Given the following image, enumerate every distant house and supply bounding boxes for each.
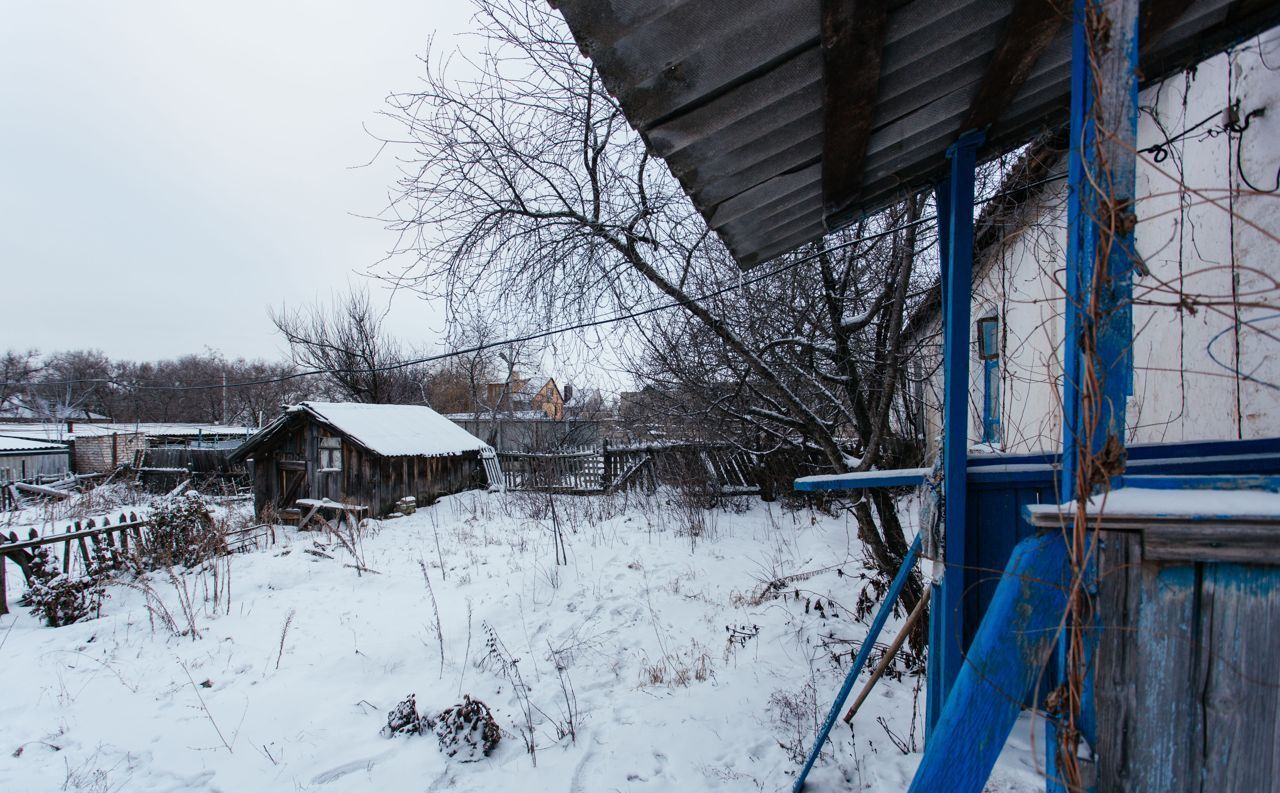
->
[0,395,109,423]
[231,402,497,519]
[485,373,566,420]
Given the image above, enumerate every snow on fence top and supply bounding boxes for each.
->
[296,402,492,458]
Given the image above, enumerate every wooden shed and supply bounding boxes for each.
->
[231,402,497,519]
[0,435,71,483]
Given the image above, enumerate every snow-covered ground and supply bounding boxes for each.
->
[1,489,1046,792]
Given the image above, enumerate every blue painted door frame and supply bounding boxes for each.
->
[927,128,984,736]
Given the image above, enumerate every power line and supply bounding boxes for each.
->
[6,172,1068,394]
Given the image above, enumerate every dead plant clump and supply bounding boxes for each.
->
[768,680,822,765]
[24,544,111,627]
[134,491,226,570]
[381,693,502,762]
[433,695,503,761]
[640,645,713,687]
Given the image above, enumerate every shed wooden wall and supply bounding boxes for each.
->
[0,450,71,482]
[249,417,485,518]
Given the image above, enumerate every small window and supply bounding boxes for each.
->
[977,316,1000,360]
[319,437,342,472]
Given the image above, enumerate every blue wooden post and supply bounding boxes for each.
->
[926,178,952,737]
[931,129,984,734]
[1053,0,1140,787]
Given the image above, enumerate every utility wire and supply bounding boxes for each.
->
[4,172,1069,394]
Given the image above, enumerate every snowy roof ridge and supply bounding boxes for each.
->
[295,401,491,458]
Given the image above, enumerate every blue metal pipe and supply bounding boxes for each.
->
[792,532,922,792]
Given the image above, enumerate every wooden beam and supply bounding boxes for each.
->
[820,0,890,220]
[963,0,1067,135]
[1138,0,1195,52]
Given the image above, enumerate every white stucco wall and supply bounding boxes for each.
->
[919,28,1280,455]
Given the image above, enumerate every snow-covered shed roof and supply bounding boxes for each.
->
[300,402,490,457]
[0,435,70,454]
[238,402,492,459]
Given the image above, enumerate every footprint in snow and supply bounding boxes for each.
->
[310,749,395,784]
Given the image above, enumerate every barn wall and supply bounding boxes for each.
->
[918,34,1280,456]
[345,445,484,517]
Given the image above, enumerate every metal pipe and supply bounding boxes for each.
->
[843,584,932,725]
[792,531,922,792]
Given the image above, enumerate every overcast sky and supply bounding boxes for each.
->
[1,1,476,363]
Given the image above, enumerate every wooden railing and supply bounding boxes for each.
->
[0,513,146,615]
[0,513,275,615]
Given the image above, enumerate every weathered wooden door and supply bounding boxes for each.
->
[277,461,306,507]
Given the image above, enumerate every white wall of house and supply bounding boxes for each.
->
[920,28,1280,455]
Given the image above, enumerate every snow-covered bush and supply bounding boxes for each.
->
[135,491,225,570]
[432,695,501,762]
[26,545,110,627]
[380,693,501,762]
[381,693,425,737]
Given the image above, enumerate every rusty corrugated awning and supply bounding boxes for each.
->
[550,0,1280,268]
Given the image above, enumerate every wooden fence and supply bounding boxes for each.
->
[136,446,247,491]
[0,512,274,615]
[496,442,813,496]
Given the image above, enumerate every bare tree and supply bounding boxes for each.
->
[270,287,425,404]
[378,0,928,613]
[33,349,114,419]
[0,349,42,409]
[381,0,849,467]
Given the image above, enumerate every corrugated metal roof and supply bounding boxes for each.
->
[552,0,1280,268]
[0,422,253,441]
[0,435,69,454]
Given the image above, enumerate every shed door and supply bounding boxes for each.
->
[277,461,306,507]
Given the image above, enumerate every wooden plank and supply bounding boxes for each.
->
[13,481,72,500]
[77,533,92,569]
[1143,521,1280,564]
[1198,563,1280,790]
[794,467,929,491]
[1131,563,1204,791]
[962,0,1066,134]
[1095,529,1142,790]
[820,0,890,218]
